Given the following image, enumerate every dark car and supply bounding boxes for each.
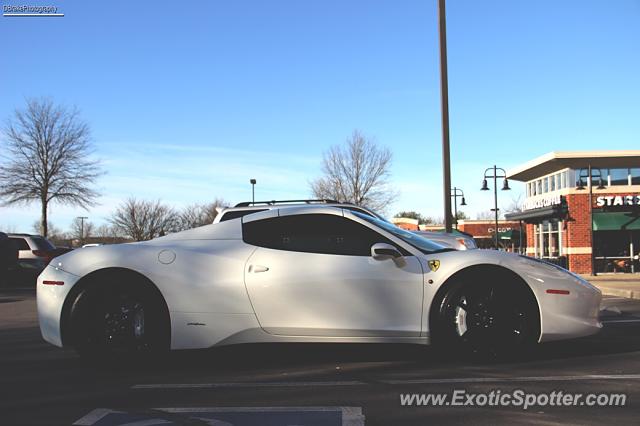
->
[7,234,61,285]
[0,232,19,286]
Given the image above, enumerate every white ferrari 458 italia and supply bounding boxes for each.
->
[37,206,602,359]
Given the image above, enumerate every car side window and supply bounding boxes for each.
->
[219,209,268,222]
[9,238,30,251]
[243,214,408,256]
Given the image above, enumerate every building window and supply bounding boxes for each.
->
[550,174,556,191]
[609,168,629,186]
[560,171,567,189]
[536,180,542,195]
[534,220,562,258]
[631,168,640,185]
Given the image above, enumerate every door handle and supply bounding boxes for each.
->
[249,264,269,273]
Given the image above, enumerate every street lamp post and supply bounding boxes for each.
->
[481,166,510,249]
[450,187,467,229]
[576,165,606,276]
[250,179,257,204]
[77,216,88,246]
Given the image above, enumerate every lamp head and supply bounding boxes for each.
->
[502,179,511,191]
[480,179,489,191]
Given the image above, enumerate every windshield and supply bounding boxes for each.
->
[351,211,454,254]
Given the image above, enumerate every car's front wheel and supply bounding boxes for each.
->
[70,278,169,360]
[432,273,539,358]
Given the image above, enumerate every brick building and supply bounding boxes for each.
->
[505,151,640,274]
[391,218,522,250]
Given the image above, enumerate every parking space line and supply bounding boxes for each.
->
[73,408,125,425]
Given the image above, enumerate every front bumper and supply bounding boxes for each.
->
[36,265,81,347]
[536,274,602,343]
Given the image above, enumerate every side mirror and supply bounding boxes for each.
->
[371,243,402,260]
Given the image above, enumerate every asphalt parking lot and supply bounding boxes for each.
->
[2,289,640,425]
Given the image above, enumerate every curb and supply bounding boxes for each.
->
[593,284,639,300]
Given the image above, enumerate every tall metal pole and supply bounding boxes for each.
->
[453,187,458,230]
[588,164,596,276]
[250,179,256,204]
[493,165,499,250]
[438,0,453,233]
[77,216,88,246]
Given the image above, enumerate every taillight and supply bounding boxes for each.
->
[32,250,54,264]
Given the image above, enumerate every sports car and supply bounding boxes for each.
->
[37,206,602,359]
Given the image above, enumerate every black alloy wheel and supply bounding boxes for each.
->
[72,281,168,360]
[434,279,539,358]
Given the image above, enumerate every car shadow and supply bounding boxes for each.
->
[84,321,640,375]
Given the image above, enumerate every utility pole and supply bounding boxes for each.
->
[77,216,88,246]
[438,0,453,233]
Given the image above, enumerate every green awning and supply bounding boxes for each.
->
[593,212,640,231]
[499,229,522,240]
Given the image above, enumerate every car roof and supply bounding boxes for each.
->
[215,200,385,223]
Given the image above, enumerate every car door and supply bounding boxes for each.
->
[243,209,424,337]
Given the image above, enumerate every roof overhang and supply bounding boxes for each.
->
[507,151,640,182]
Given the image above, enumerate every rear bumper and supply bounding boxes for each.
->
[36,266,81,347]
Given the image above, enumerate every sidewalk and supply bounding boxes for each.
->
[580,273,640,300]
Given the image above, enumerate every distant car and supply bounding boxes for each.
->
[8,234,59,272]
[38,205,601,361]
[0,232,19,286]
[413,230,477,251]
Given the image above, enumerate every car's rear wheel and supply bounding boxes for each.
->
[71,279,169,360]
[432,274,539,358]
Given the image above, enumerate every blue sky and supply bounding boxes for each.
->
[1,0,639,232]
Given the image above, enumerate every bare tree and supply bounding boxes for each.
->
[109,198,178,241]
[31,220,63,240]
[94,224,123,239]
[69,217,94,241]
[0,98,102,237]
[505,193,524,214]
[476,210,503,220]
[310,130,397,213]
[177,198,228,231]
[455,211,469,220]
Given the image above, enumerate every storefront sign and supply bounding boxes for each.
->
[488,227,513,233]
[596,195,640,207]
[522,194,562,211]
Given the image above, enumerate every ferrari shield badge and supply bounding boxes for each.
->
[428,259,440,272]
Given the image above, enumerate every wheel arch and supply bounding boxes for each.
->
[427,264,542,341]
[60,267,171,347]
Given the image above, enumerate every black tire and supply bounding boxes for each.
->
[431,273,539,359]
[70,277,169,361]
